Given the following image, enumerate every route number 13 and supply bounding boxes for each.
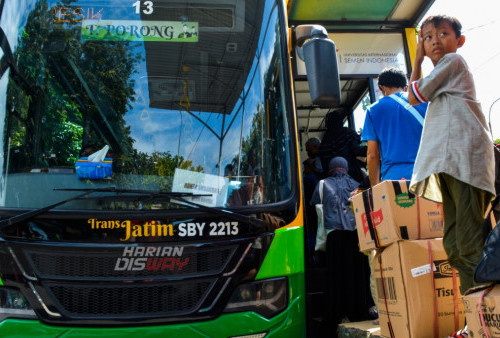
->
[133,1,154,15]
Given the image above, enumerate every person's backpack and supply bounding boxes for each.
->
[472,144,500,283]
[475,195,500,283]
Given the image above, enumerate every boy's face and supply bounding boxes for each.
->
[421,21,465,66]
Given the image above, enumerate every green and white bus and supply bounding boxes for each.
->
[0,0,432,336]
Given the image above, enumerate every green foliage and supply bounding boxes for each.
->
[5,0,207,184]
[52,121,83,164]
[114,150,203,191]
[236,105,264,174]
[7,0,139,169]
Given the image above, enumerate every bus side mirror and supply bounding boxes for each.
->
[295,25,341,107]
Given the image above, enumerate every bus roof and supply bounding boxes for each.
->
[288,0,435,30]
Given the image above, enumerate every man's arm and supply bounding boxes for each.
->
[367,140,381,187]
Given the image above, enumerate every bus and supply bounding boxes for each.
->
[0,0,432,336]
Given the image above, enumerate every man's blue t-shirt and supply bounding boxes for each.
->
[361,92,428,181]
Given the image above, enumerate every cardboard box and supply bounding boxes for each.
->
[374,239,465,338]
[352,180,444,252]
[464,284,500,337]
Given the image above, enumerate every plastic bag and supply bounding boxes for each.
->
[315,203,327,251]
[315,180,329,252]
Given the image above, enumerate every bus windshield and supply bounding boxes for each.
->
[0,0,293,211]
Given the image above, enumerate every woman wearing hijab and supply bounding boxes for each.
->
[310,157,374,335]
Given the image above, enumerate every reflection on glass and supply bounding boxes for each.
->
[0,0,292,210]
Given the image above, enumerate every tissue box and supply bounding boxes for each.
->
[75,157,113,179]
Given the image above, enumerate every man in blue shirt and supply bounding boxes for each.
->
[362,67,428,186]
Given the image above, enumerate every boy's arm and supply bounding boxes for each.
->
[408,31,425,106]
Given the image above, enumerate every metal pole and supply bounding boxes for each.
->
[489,97,500,140]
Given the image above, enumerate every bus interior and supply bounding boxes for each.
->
[289,0,435,160]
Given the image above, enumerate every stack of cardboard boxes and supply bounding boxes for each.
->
[351,180,465,337]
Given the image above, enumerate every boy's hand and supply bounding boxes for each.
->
[408,28,425,105]
[414,29,425,65]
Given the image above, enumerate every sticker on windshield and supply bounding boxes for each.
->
[81,20,198,42]
[172,168,228,207]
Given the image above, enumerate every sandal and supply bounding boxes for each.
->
[368,305,378,319]
[448,325,468,338]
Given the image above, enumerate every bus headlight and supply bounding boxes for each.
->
[0,288,36,321]
[224,277,288,318]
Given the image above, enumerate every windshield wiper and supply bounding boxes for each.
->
[0,187,115,231]
[0,187,207,231]
[57,187,266,229]
[0,188,266,232]
[54,187,206,198]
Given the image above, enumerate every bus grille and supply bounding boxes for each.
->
[26,245,235,280]
[3,235,271,324]
[44,279,215,317]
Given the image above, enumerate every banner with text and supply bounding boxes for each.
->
[296,32,407,76]
[81,20,199,42]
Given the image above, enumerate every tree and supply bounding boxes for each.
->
[114,150,203,191]
[6,0,139,169]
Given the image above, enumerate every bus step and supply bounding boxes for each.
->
[337,320,381,338]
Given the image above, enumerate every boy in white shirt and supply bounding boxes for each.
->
[408,15,495,337]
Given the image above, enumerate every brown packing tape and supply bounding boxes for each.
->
[452,269,459,331]
[427,240,439,338]
[417,196,421,239]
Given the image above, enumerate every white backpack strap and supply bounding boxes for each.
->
[388,94,424,126]
[319,180,324,203]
